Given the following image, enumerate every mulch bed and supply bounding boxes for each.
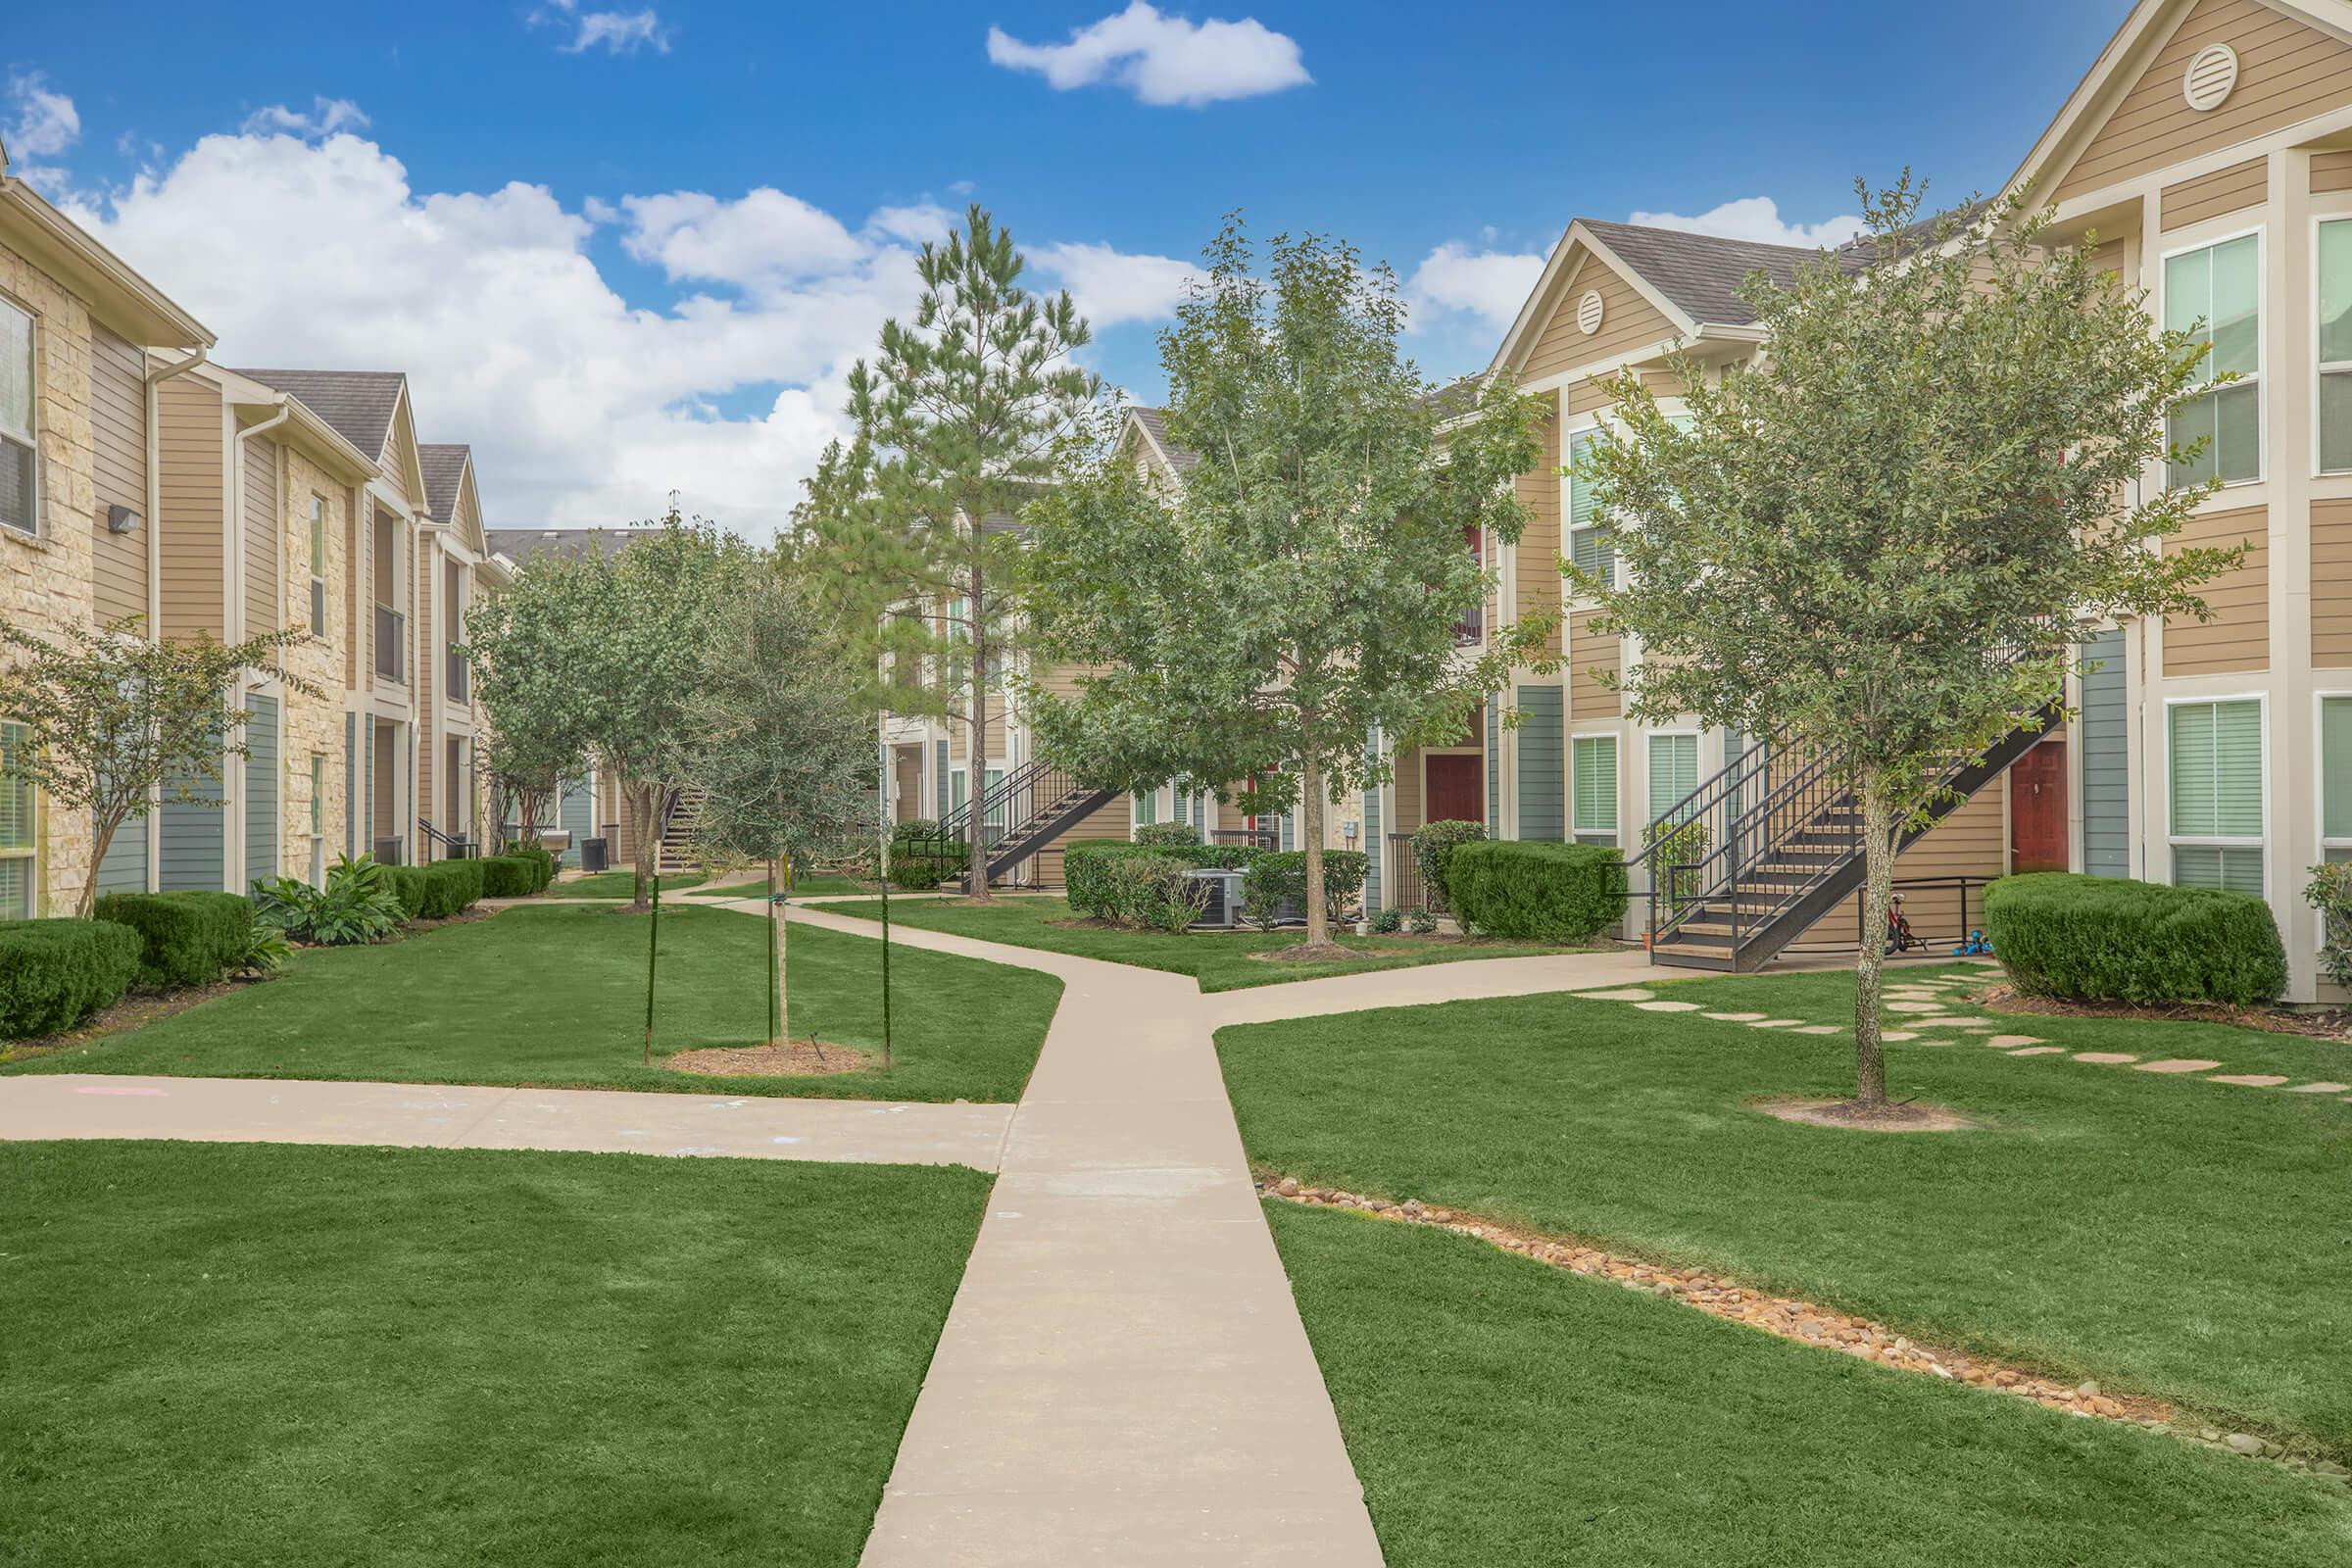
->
[661,1040,875,1077]
[1976,984,2352,1044]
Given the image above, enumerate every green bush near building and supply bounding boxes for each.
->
[90,890,256,992]
[0,919,144,1038]
[1446,840,1627,943]
[1985,871,2287,1006]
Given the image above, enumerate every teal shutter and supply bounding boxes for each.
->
[2079,634,2130,876]
[244,694,280,889]
[1514,686,1564,841]
[1362,733,1383,909]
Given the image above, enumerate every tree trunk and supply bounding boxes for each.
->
[1301,751,1329,948]
[76,809,124,919]
[964,599,992,906]
[765,856,780,1047]
[625,781,660,912]
[774,855,793,1046]
[1851,777,1895,1108]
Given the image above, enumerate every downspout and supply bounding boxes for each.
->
[140,349,209,888]
[224,395,292,888]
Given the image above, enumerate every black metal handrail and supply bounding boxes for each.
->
[416,816,476,859]
[899,756,1091,888]
[1386,833,1431,912]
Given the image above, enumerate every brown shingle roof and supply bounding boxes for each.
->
[417,443,470,523]
[1578,221,1820,328]
[1130,406,1200,473]
[232,368,406,458]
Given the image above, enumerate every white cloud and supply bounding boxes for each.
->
[240,97,370,139]
[6,71,80,159]
[1030,241,1201,329]
[986,2,1309,107]
[1405,242,1544,333]
[865,202,956,248]
[531,0,668,55]
[1625,196,1864,250]
[618,187,870,287]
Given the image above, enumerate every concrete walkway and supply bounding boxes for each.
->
[0,1073,1014,1169]
[1202,945,1660,1027]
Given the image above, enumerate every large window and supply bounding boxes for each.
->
[0,299,36,537]
[2325,695,2352,866]
[1565,428,1611,588]
[1571,733,1618,847]
[2169,698,2265,895]
[0,720,34,916]
[2320,222,2352,472]
[2164,233,2261,488]
[1647,732,1699,824]
[309,494,328,634]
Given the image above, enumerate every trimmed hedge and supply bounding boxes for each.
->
[1446,841,1627,943]
[478,855,538,899]
[384,860,487,922]
[1065,840,1266,918]
[1984,872,2286,1006]
[1410,819,1487,911]
[1132,821,1202,848]
[91,890,255,991]
[0,919,143,1038]
[386,867,431,921]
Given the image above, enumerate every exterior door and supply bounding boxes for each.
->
[2010,739,2069,873]
[1425,753,1483,827]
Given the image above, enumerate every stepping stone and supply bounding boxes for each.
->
[1702,1011,1768,1022]
[2008,1046,2068,1056]
[1927,1017,1994,1028]
[1578,989,1656,1002]
[1635,1001,1703,1012]
[2283,1082,2352,1094]
[2135,1058,2222,1074]
[2209,1074,2288,1088]
[1881,1031,1921,1042]
[1885,1002,1948,1014]
[1985,1035,2043,1049]
[1747,1018,1807,1029]
[2073,1052,2138,1065]
[1792,1025,1842,1036]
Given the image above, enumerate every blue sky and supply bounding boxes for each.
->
[8,1,2130,535]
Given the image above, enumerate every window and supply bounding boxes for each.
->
[2164,233,2260,488]
[2325,696,2352,866]
[311,754,326,836]
[0,720,34,916]
[2319,222,2352,472]
[1565,428,1611,588]
[950,767,967,816]
[309,495,328,634]
[2169,699,2264,894]
[0,299,36,537]
[1572,734,1618,847]
[1647,732,1699,824]
[983,765,1007,837]
[1135,788,1157,828]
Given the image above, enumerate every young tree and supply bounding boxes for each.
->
[0,617,317,917]
[798,203,1099,904]
[1024,220,1550,952]
[686,572,876,1049]
[1579,179,2241,1109]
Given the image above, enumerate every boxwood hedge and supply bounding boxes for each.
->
[90,890,255,991]
[1446,841,1627,943]
[0,919,144,1038]
[1984,871,2286,1006]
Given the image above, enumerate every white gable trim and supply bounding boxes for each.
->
[1487,220,1703,379]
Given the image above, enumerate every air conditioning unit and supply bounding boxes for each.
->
[1185,867,1305,929]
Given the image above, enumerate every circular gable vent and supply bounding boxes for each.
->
[1576,289,1605,335]
[2183,44,2238,113]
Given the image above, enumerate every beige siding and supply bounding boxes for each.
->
[2160,155,2268,228]
[2315,497,2352,666]
[2314,148,2352,193]
[1388,745,1425,840]
[2089,235,2129,276]
[2164,503,2269,675]
[1569,611,1620,719]
[1513,395,1563,656]
[2056,0,2352,203]
[87,325,148,626]
[157,376,223,642]
[1525,248,1680,383]
[1027,792,1131,888]
[241,435,279,640]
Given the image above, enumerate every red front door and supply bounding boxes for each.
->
[2009,739,2069,873]
[1425,754,1484,826]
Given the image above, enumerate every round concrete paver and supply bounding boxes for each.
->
[1702,1011,1769,1022]
[1925,1016,1993,1028]
[1984,1034,2043,1048]
[1747,1018,1807,1028]
[2135,1058,2222,1074]
[1578,989,1656,1003]
[1636,1000,1703,1012]
[2073,1052,2137,1064]
[2007,1046,2068,1056]
[2209,1073,2288,1087]
[1885,1002,1948,1014]
[1792,1024,1842,1035]
[2283,1082,2352,1094]
[1881,1031,1922,1042]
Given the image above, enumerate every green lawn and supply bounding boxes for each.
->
[7,903,1060,1102]
[822,896,1583,991]
[1,1140,986,1566]
[1222,967,2352,1450]
[1271,1201,2352,1567]
[538,868,709,899]
[700,874,884,899]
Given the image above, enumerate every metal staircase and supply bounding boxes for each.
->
[657,786,706,876]
[1629,704,2060,973]
[914,757,1116,887]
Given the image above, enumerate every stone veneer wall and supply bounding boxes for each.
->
[276,444,349,879]
[0,234,101,916]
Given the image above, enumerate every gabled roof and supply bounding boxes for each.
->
[0,169,212,350]
[1127,406,1200,474]
[232,369,406,461]
[1577,221,1818,329]
[418,443,471,525]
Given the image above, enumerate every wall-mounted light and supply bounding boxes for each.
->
[107,505,142,535]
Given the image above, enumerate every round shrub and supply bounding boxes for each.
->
[1369,906,1403,935]
[415,859,487,920]
[1984,872,2286,1006]
[0,919,143,1038]
[1239,850,1369,931]
[1133,821,1201,848]
[479,855,539,899]
[386,867,430,921]
[1410,819,1487,911]
[1446,841,1627,943]
[91,890,255,991]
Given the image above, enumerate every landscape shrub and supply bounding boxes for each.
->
[2307,861,2352,992]
[1060,843,1214,930]
[0,919,143,1038]
[1446,841,1627,943]
[1406,906,1439,936]
[1985,872,2286,1006]
[1240,850,1369,932]
[1368,906,1403,935]
[1133,821,1201,848]
[888,840,970,891]
[414,858,486,920]
[91,890,255,991]
[1410,819,1486,911]
[252,855,405,946]
[478,855,540,899]
[386,867,430,921]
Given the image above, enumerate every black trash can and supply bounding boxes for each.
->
[581,836,611,873]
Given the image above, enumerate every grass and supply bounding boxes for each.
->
[1270,1200,2352,1567]
[538,868,709,899]
[6,903,1060,1103]
[1221,966,2352,1449]
[0,1140,986,1566]
[700,874,883,899]
[821,895,1584,991]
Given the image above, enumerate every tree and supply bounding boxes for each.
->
[466,514,758,911]
[1024,220,1550,952]
[0,616,317,917]
[798,203,1099,904]
[686,572,876,1050]
[1577,179,2241,1109]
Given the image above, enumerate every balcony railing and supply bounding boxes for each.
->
[374,604,405,683]
[1452,603,1484,646]
[446,646,469,705]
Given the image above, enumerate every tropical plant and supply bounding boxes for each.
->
[252,854,405,947]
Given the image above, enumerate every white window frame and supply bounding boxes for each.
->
[1562,420,1610,599]
[2164,692,2268,897]
[309,493,330,636]
[2317,689,2352,950]
[2158,225,2265,492]
[1644,727,1702,828]
[0,717,36,916]
[2312,214,2352,475]
[1132,785,1161,831]
[0,293,42,541]
[1570,729,1620,847]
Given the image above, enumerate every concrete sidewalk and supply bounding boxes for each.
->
[1201,945,1664,1027]
[0,1074,1014,1169]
